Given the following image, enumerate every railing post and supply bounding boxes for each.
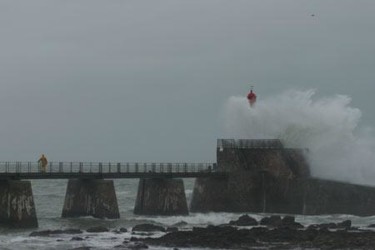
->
[28,162,31,173]
[109,162,111,173]
[135,163,139,173]
[126,163,129,173]
[99,163,103,173]
[49,162,53,173]
[143,163,147,173]
[151,163,156,172]
[59,162,63,172]
[79,162,83,173]
[167,163,172,173]
[5,162,9,173]
[117,163,121,173]
[70,162,73,173]
[160,163,164,173]
[184,163,188,173]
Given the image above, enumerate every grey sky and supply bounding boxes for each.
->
[0,0,374,162]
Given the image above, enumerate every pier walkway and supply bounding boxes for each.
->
[0,161,224,179]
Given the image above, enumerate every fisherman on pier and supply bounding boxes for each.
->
[38,154,48,172]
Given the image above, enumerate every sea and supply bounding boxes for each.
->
[1,178,375,250]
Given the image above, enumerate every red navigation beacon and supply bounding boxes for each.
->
[247,86,257,107]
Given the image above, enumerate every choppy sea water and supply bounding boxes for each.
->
[1,179,375,250]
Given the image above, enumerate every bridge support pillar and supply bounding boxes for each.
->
[0,180,38,228]
[134,178,188,215]
[62,179,120,219]
[190,176,231,212]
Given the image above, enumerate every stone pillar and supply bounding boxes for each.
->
[62,179,119,219]
[0,180,38,228]
[134,178,188,215]
[190,176,230,212]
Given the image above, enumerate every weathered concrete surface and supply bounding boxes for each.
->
[134,178,188,215]
[193,139,375,216]
[303,178,375,216]
[62,179,119,219]
[190,176,231,212]
[0,180,38,228]
[192,140,310,213]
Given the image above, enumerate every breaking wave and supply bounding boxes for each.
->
[222,89,375,186]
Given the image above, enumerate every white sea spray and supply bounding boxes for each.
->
[222,89,375,186]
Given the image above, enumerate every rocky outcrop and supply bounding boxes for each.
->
[134,178,188,215]
[139,220,375,249]
[0,180,38,228]
[132,224,165,232]
[30,229,83,236]
[62,179,120,219]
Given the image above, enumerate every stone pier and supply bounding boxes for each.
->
[0,180,38,228]
[62,179,119,219]
[134,178,188,215]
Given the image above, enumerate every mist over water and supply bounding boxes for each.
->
[223,89,375,186]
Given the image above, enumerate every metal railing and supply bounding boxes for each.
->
[217,139,284,149]
[0,162,219,175]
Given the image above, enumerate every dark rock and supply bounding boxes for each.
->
[279,216,304,229]
[337,220,352,229]
[229,214,258,226]
[132,224,165,232]
[86,226,109,233]
[113,227,128,234]
[119,227,128,233]
[166,227,178,232]
[368,224,375,228]
[30,229,83,237]
[127,242,149,249]
[282,215,295,224]
[70,236,84,241]
[260,215,282,227]
[138,223,375,249]
[70,247,91,250]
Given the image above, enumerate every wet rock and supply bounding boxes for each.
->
[113,227,128,234]
[137,223,375,249]
[368,224,375,228]
[337,220,352,229]
[127,242,149,249]
[279,216,304,229]
[132,224,165,232]
[70,236,84,241]
[260,215,282,227]
[30,229,83,237]
[166,227,178,232]
[229,214,258,226]
[142,225,255,248]
[86,226,109,233]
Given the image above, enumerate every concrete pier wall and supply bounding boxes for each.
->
[62,179,119,219]
[192,139,375,216]
[303,179,375,216]
[190,176,230,212]
[134,178,188,215]
[0,180,38,228]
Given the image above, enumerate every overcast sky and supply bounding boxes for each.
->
[0,0,374,162]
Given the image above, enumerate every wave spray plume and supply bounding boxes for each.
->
[222,89,375,186]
